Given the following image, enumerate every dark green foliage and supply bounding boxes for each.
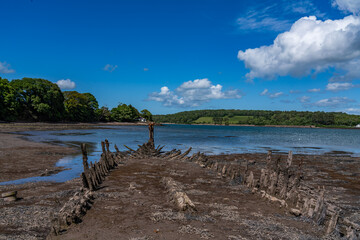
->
[0,77,18,121]
[63,91,99,122]
[129,104,140,120]
[223,117,230,126]
[153,109,360,127]
[0,76,148,123]
[111,103,140,122]
[213,117,223,125]
[96,106,112,122]
[83,93,99,112]
[140,109,153,121]
[10,78,65,121]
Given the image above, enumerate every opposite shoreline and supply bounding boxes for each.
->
[162,122,360,130]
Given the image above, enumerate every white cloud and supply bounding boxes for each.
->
[148,78,242,107]
[143,68,149,71]
[313,97,355,108]
[237,13,291,32]
[326,82,358,91]
[269,92,284,98]
[345,108,360,114]
[103,64,118,72]
[238,15,360,81]
[332,0,360,15]
[260,89,268,96]
[56,79,76,90]
[260,89,283,98]
[308,88,321,93]
[236,1,324,32]
[0,61,15,74]
[299,96,311,103]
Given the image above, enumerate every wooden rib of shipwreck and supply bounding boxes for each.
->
[161,177,197,212]
[185,149,359,239]
[49,139,124,237]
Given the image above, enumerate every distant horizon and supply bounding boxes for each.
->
[1,0,360,115]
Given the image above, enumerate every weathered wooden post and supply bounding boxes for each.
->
[105,139,110,152]
[105,139,115,167]
[148,122,155,148]
[81,143,95,191]
[101,141,110,170]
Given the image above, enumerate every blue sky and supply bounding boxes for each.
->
[1,0,360,114]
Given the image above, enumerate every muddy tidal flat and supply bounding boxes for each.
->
[0,123,359,239]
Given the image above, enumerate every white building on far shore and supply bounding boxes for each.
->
[356,124,360,128]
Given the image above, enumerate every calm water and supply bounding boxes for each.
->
[1,124,359,185]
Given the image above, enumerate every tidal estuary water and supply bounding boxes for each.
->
[2,124,359,185]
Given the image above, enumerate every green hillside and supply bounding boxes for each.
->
[153,109,360,127]
[194,116,251,124]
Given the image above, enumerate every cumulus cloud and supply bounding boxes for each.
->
[312,97,355,108]
[326,82,358,91]
[236,1,324,32]
[332,0,360,15]
[103,64,118,72]
[56,79,76,90]
[148,78,242,107]
[238,15,360,81]
[0,61,15,74]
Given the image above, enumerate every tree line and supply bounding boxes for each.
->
[0,77,152,122]
[153,109,360,127]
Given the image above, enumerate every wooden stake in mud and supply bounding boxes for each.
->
[148,122,155,147]
[81,143,95,191]
[105,139,110,152]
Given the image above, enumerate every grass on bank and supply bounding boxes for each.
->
[194,116,251,124]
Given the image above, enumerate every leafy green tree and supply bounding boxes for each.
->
[0,78,18,121]
[223,117,230,126]
[140,109,153,121]
[129,104,140,119]
[63,91,99,122]
[111,103,140,122]
[213,117,223,125]
[96,106,112,122]
[83,93,99,112]
[10,78,65,121]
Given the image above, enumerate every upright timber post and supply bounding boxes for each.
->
[81,143,95,191]
[148,122,155,149]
